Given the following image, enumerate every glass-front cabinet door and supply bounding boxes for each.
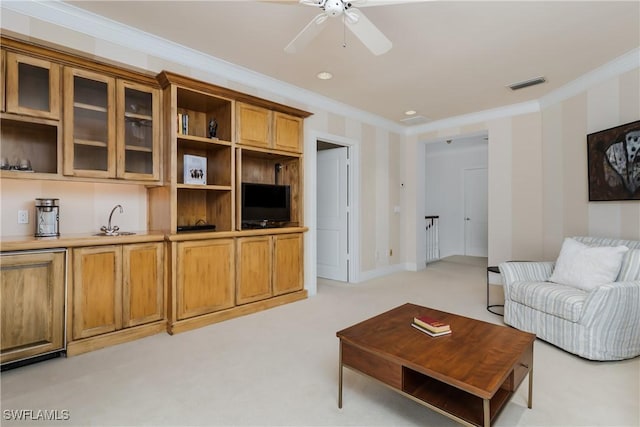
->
[116,80,160,181]
[63,67,116,178]
[5,52,61,120]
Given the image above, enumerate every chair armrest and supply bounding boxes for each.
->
[581,281,640,327]
[499,261,555,285]
[499,261,555,301]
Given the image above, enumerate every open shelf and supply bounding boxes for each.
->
[177,143,232,187]
[177,188,232,232]
[237,148,302,228]
[0,114,60,174]
[402,368,513,427]
[176,87,232,141]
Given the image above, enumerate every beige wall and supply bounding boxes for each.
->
[0,11,405,285]
[411,67,639,267]
[1,6,638,284]
[541,67,640,258]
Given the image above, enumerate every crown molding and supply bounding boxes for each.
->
[406,101,541,136]
[538,47,640,109]
[1,0,405,134]
[2,1,638,138]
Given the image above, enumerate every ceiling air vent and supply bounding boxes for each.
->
[400,115,430,125]
[508,76,546,91]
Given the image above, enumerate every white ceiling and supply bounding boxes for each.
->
[64,0,639,126]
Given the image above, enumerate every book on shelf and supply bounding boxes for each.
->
[177,113,189,135]
[411,322,452,337]
[413,315,450,333]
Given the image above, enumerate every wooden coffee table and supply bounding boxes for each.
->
[336,303,535,427]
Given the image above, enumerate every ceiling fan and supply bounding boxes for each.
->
[284,0,424,56]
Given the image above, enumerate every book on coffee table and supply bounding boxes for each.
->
[413,315,451,333]
[411,322,452,337]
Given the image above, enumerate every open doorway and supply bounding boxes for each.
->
[315,135,360,283]
[317,141,349,282]
[424,132,488,258]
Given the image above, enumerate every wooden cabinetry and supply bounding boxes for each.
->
[236,233,304,304]
[273,111,303,153]
[69,242,164,355]
[273,233,304,296]
[236,236,272,304]
[63,68,160,180]
[117,80,161,180]
[237,148,302,229]
[72,245,121,339]
[1,49,62,177]
[174,239,235,320]
[0,250,66,365]
[5,52,61,119]
[152,73,234,233]
[236,102,302,153]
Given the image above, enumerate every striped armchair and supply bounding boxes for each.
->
[500,237,640,361]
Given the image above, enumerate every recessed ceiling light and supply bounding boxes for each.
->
[317,71,333,80]
[404,110,417,116]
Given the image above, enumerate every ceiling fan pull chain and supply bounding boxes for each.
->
[343,16,347,48]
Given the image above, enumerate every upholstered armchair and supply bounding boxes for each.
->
[500,236,640,361]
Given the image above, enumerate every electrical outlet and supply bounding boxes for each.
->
[18,210,29,224]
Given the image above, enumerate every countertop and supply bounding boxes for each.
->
[0,231,166,252]
[1,227,309,251]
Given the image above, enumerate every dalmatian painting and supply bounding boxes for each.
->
[588,120,640,201]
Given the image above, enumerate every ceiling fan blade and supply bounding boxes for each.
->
[344,9,392,55]
[284,13,328,54]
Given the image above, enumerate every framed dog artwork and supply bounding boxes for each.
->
[587,120,640,201]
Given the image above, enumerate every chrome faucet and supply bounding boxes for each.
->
[101,204,123,235]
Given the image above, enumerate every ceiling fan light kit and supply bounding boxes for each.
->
[285,0,424,56]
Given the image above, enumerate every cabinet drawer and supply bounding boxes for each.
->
[341,341,402,389]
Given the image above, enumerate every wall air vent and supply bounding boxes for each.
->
[508,76,546,91]
[400,115,430,125]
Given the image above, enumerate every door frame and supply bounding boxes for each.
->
[307,131,360,289]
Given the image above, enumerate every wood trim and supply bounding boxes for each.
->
[1,35,159,87]
[5,52,61,120]
[158,71,311,118]
[66,320,166,357]
[168,289,307,335]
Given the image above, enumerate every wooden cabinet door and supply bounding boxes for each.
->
[236,102,271,149]
[116,80,161,181]
[5,52,61,120]
[273,112,302,153]
[63,67,116,178]
[1,50,6,113]
[236,236,272,305]
[72,246,122,339]
[273,233,303,296]
[176,239,234,320]
[1,251,65,364]
[122,242,164,327]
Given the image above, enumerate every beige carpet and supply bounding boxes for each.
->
[1,256,638,426]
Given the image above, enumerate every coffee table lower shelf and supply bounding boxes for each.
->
[338,342,532,427]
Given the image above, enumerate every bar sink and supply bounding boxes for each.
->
[93,231,136,236]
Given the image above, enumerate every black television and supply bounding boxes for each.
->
[241,182,291,226]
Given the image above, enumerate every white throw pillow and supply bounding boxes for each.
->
[549,237,629,291]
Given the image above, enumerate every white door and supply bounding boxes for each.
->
[464,168,488,257]
[317,147,348,281]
